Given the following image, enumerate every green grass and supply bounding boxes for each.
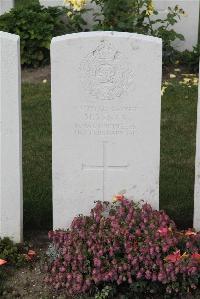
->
[22,83,52,230]
[22,79,198,231]
[160,80,198,229]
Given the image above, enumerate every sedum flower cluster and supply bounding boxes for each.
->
[46,198,200,297]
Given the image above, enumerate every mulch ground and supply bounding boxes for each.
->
[22,65,51,84]
[2,232,69,299]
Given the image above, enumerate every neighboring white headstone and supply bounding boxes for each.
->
[152,0,199,51]
[0,0,14,15]
[39,0,66,7]
[0,32,22,243]
[194,62,200,231]
[39,0,100,29]
[51,32,162,230]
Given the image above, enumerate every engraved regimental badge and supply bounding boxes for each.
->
[80,40,134,100]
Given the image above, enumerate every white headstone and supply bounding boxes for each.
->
[0,0,14,15]
[0,32,22,243]
[39,0,100,29]
[194,62,200,231]
[39,0,66,7]
[152,0,199,51]
[51,32,162,230]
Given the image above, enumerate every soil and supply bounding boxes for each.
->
[3,264,51,299]
[22,66,51,84]
[3,232,69,299]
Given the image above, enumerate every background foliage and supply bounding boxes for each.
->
[0,0,198,69]
[0,3,86,67]
[91,0,186,65]
[179,44,200,73]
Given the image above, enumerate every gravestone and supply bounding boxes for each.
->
[51,32,162,229]
[194,62,200,231]
[39,0,65,7]
[39,0,100,30]
[0,32,22,242]
[0,0,14,15]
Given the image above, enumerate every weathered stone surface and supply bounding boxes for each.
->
[0,32,22,242]
[51,32,162,229]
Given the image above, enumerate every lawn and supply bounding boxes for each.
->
[22,76,198,232]
[160,79,198,229]
[22,83,52,230]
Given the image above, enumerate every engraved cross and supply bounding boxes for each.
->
[82,141,129,200]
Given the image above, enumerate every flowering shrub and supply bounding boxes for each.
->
[64,0,86,11]
[0,3,86,67]
[179,43,200,73]
[92,0,185,66]
[46,197,200,297]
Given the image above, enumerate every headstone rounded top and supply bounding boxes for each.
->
[0,31,19,41]
[51,31,162,45]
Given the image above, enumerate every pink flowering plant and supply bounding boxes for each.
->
[45,196,200,297]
